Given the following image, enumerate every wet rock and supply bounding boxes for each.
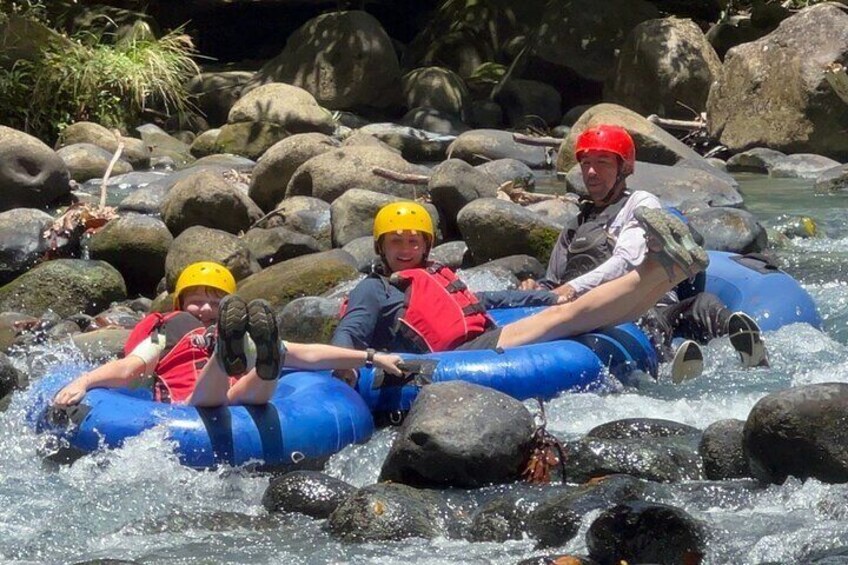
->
[564,436,704,483]
[400,107,469,136]
[262,470,355,518]
[459,264,519,292]
[0,208,53,285]
[814,163,848,193]
[186,71,253,128]
[192,154,255,170]
[699,419,751,480]
[0,351,23,403]
[726,148,787,174]
[557,103,704,173]
[286,146,430,203]
[330,189,440,248]
[0,126,71,212]
[517,556,599,565]
[58,123,149,169]
[686,207,768,253]
[744,383,848,484]
[88,215,173,297]
[402,66,470,119]
[135,127,193,169]
[587,418,701,440]
[164,225,260,291]
[237,250,359,310]
[468,485,566,543]
[72,328,132,362]
[0,259,126,318]
[160,169,263,236]
[770,153,842,180]
[457,198,562,264]
[278,296,342,344]
[587,502,705,564]
[429,159,498,237]
[494,79,562,129]
[356,123,453,163]
[475,159,535,190]
[327,482,445,542]
[250,11,401,111]
[707,4,848,159]
[605,16,721,120]
[448,129,553,169]
[214,121,289,161]
[380,381,534,488]
[47,320,81,341]
[0,312,37,353]
[249,134,339,212]
[341,236,378,273]
[429,241,467,269]
[528,475,659,549]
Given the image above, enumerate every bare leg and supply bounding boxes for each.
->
[185,353,233,407]
[497,257,687,348]
[227,369,277,404]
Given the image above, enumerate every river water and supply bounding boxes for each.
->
[2,176,848,564]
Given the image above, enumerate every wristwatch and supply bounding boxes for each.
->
[364,348,376,368]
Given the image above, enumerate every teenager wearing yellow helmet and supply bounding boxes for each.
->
[331,201,714,387]
[55,261,405,408]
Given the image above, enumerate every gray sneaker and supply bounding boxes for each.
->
[634,207,709,280]
[670,339,704,383]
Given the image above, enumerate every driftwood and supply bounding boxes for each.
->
[646,114,705,132]
[496,180,560,205]
[371,166,430,185]
[512,132,563,147]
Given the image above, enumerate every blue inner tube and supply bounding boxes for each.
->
[26,365,374,470]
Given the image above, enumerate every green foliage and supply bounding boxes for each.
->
[0,12,199,143]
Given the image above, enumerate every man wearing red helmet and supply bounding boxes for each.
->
[521,124,768,381]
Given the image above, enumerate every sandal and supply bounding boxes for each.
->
[634,207,709,281]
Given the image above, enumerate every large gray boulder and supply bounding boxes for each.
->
[0,259,126,318]
[278,296,341,344]
[286,146,430,203]
[186,71,254,128]
[354,123,454,163]
[707,3,848,159]
[448,129,553,169]
[557,103,705,173]
[457,199,565,264]
[380,381,534,488]
[428,159,498,237]
[249,11,401,111]
[160,169,263,236]
[564,436,704,483]
[57,122,150,169]
[686,207,767,253]
[330,189,438,248]
[605,17,721,119]
[0,208,53,285]
[228,82,336,135]
[0,126,71,212]
[242,226,326,267]
[87,215,173,297]
[402,67,470,118]
[56,143,133,183]
[249,133,339,212]
[255,196,332,248]
[744,383,848,484]
[494,79,562,129]
[699,418,751,480]
[164,226,260,291]
[214,121,289,161]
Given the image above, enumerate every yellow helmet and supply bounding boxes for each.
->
[173,261,236,308]
[373,202,434,242]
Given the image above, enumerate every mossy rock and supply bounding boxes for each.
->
[0,259,126,318]
[236,250,359,310]
[215,121,290,160]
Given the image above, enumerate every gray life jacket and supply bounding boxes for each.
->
[560,191,632,282]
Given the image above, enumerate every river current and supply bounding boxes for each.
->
[2,176,848,564]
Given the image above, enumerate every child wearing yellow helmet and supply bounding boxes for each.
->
[55,261,405,408]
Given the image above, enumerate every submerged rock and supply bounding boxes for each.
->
[262,471,355,519]
[699,418,751,480]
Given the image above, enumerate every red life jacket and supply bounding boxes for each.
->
[390,263,492,352]
[124,312,230,403]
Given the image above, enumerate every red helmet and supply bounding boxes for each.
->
[575,125,636,174]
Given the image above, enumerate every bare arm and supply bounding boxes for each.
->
[53,355,148,406]
[285,342,403,375]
